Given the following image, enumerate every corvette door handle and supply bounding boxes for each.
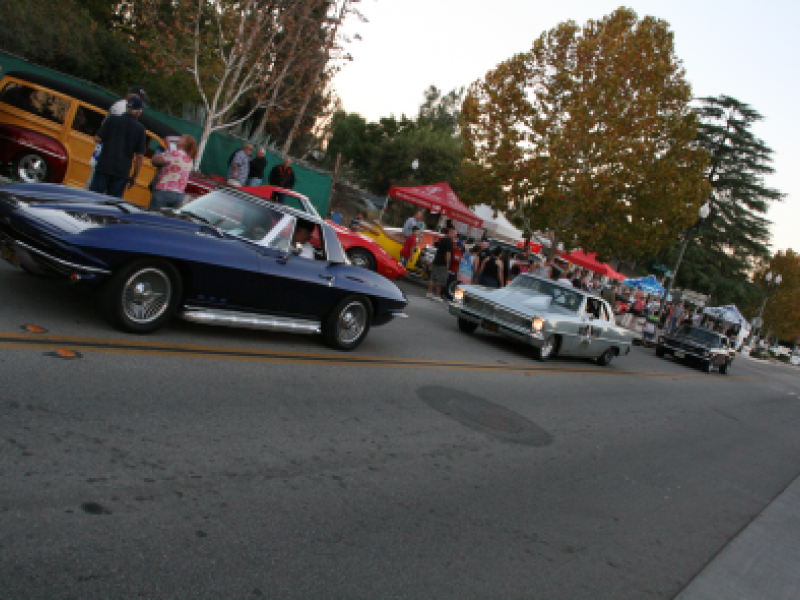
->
[319,274,334,281]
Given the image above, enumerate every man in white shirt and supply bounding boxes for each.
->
[292,221,316,259]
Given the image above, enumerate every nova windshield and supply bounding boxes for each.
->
[509,275,583,310]
[177,191,284,242]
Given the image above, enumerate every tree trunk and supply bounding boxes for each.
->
[196,116,215,168]
[281,62,324,155]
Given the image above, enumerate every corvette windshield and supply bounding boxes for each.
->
[177,191,284,242]
[509,275,583,311]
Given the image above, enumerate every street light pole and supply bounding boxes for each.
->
[379,159,419,224]
[658,202,710,325]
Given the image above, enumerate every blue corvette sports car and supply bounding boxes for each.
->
[0,183,408,350]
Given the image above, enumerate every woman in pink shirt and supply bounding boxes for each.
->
[149,134,198,211]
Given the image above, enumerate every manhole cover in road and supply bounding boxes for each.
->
[418,386,553,446]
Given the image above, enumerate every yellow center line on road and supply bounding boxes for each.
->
[0,331,757,380]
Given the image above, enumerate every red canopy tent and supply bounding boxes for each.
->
[388,182,483,229]
[561,250,624,281]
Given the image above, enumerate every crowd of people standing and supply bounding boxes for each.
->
[84,81,299,213]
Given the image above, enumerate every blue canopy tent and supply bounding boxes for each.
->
[622,275,665,295]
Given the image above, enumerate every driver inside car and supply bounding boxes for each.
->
[292,220,316,259]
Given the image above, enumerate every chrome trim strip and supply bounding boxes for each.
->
[13,240,111,274]
[390,311,409,318]
[180,307,322,334]
[0,133,66,161]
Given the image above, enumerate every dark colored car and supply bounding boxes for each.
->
[656,325,733,374]
[0,183,408,350]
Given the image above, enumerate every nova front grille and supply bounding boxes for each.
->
[464,296,530,330]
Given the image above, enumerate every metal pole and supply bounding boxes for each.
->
[746,287,772,347]
[378,195,390,225]
[658,229,692,329]
[328,152,341,217]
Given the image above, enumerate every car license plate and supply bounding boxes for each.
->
[1,245,18,265]
[674,351,684,359]
[482,320,498,332]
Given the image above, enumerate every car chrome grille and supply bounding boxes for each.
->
[495,307,531,330]
[464,296,494,318]
[463,295,530,330]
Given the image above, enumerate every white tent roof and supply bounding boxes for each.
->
[703,304,750,328]
[473,204,523,241]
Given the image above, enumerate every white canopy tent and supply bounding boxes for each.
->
[703,304,751,350]
[472,204,523,241]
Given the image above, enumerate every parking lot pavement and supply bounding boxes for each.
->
[3,261,800,598]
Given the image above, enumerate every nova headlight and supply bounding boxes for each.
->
[532,317,544,331]
[454,287,465,302]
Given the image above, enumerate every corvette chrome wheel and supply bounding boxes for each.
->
[122,268,172,324]
[323,296,373,351]
[337,301,367,345]
[101,259,182,334]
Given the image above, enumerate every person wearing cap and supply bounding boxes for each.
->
[89,97,146,198]
[86,86,149,189]
[227,143,252,186]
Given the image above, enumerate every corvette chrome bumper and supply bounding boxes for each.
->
[1,231,111,276]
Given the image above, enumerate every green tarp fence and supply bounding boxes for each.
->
[0,52,332,216]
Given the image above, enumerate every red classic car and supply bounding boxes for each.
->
[184,174,407,280]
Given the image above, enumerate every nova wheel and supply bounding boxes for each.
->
[101,259,182,334]
[14,152,49,183]
[532,334,557,362]
[457,318,478,334]
[655,346,665,358]
[720,361,730,375]
[446,278,459,301]
[323,295,372,351]
[702,360,713,373]
[596,348,615,367]
[346,248,376,271]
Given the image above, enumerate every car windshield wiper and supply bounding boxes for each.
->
[177,210,214,226]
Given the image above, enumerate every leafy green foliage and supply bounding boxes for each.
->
[747,250,800,343]
[462,8,710,261]
[652,96,783,306]
[325,86,464,195]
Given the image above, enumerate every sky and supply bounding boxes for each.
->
[334,0,799,254]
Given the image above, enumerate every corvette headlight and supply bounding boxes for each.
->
[454,287,464,302]
[532,317,544,331]
[66,212,124,226]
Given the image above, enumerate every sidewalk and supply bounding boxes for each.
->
[676,474,800,600]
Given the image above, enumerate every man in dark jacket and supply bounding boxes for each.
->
[247,147,268,186]
[90,97,146,198]
[269,157,296,189]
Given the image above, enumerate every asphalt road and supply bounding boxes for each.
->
[2,261,800,599]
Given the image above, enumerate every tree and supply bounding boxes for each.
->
[462,8,710,261]
[132,0,336,161]
[748,250,800,343]
[418,85,464,135]
[324,110,462,196]
[652,96,784,306]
